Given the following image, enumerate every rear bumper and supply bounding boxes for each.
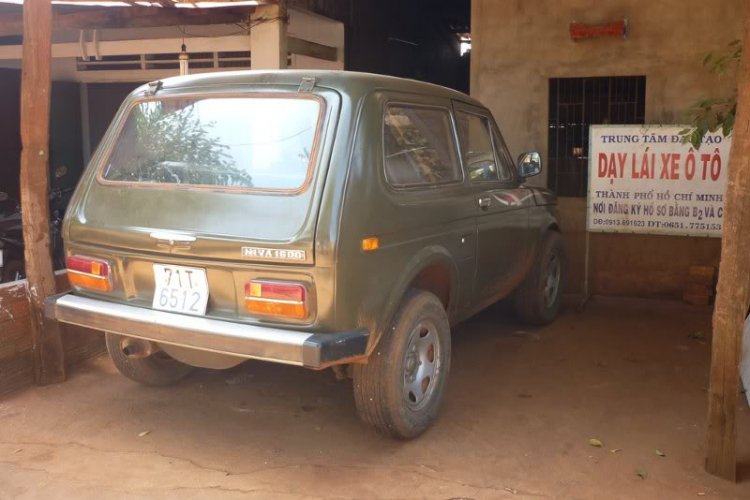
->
[45,292,368,369]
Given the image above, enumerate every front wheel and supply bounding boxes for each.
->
[514,231,566,325]
[353,290,451,439]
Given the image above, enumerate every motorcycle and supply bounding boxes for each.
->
[0,167,73,284]
[0,192,24,283]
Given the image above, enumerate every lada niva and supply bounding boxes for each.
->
[47,70,564,438]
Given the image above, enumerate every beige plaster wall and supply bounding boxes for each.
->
[471,0,745,297]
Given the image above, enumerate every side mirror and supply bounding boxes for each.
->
[517,151,542,178]
[0,192,8,202]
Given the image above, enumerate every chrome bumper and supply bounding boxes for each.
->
[45,293,368,369]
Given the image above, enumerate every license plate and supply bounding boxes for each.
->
[152,264,209,316]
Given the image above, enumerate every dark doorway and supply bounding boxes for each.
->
[0,68,21,206]
[50,82,83,192]
[344,0,471,93]
[0,71,84,203]
[548,76,646,197]
[86,82,145,155]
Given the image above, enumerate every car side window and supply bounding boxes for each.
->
[491,126,515,181]
[456,111,498,182]
[383,104,462,188]
[456,110,512,182]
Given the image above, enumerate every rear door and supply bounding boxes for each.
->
[67,86,339,321]
[72,89,333,265]
[453,103,534,304]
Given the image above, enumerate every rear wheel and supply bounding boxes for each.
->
[105,333,194,386]
[514,231,566,325]
[353,290,451,439]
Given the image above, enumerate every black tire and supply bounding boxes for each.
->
[514,231,566,325]
[353,290,451,439]
[1,259,25,283]
[105,333,194,386]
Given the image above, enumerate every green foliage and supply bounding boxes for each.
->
[680,40,740,149]
[703,39,742,75]
[109,102,253,187]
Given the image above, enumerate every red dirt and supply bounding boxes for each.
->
[1,297,749,499]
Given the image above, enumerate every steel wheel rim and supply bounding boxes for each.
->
[544,252,561,308]
[403,321,441,411]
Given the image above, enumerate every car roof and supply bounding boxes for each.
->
[138,69,486,109]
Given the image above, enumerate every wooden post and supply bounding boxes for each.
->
[705,19,750,482]
[19,0,65,385]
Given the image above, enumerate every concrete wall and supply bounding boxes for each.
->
[0,8,345,81]
[471,0,745,297]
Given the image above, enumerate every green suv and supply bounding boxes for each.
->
[46,70,564,439]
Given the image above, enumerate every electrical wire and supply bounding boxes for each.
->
[175,15,287,39]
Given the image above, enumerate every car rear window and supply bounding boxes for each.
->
[100,95,322,191]
[383,104,461,188]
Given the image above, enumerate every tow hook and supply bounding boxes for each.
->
[120,337,161,359]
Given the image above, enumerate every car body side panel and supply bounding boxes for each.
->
[332,90,478,352]
[525,187,560,266]
[530,187,558,207]
[527,203,562,261]
[451,101,536,307]
[471,185,533,303]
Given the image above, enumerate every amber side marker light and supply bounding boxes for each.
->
[67,255,112,292]
[245,280,308,319]
[361,237,379,252]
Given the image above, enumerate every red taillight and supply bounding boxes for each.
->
[67,256,112,292]
[245,280,308,319]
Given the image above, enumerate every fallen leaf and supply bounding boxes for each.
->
[504,486,518,494]
[636,470,648,480]
[688,331,707,341]
[589,438,603,448]
[13,448,22,454]
[138,430,150,438]
[610,448,622,453]
[655,449,666,457]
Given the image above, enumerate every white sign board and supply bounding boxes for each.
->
[587,125,731,237]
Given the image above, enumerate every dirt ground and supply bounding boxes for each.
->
[1,297,749,499]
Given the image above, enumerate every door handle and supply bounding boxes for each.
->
[150,231,196,249]
[478,196,491,209]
